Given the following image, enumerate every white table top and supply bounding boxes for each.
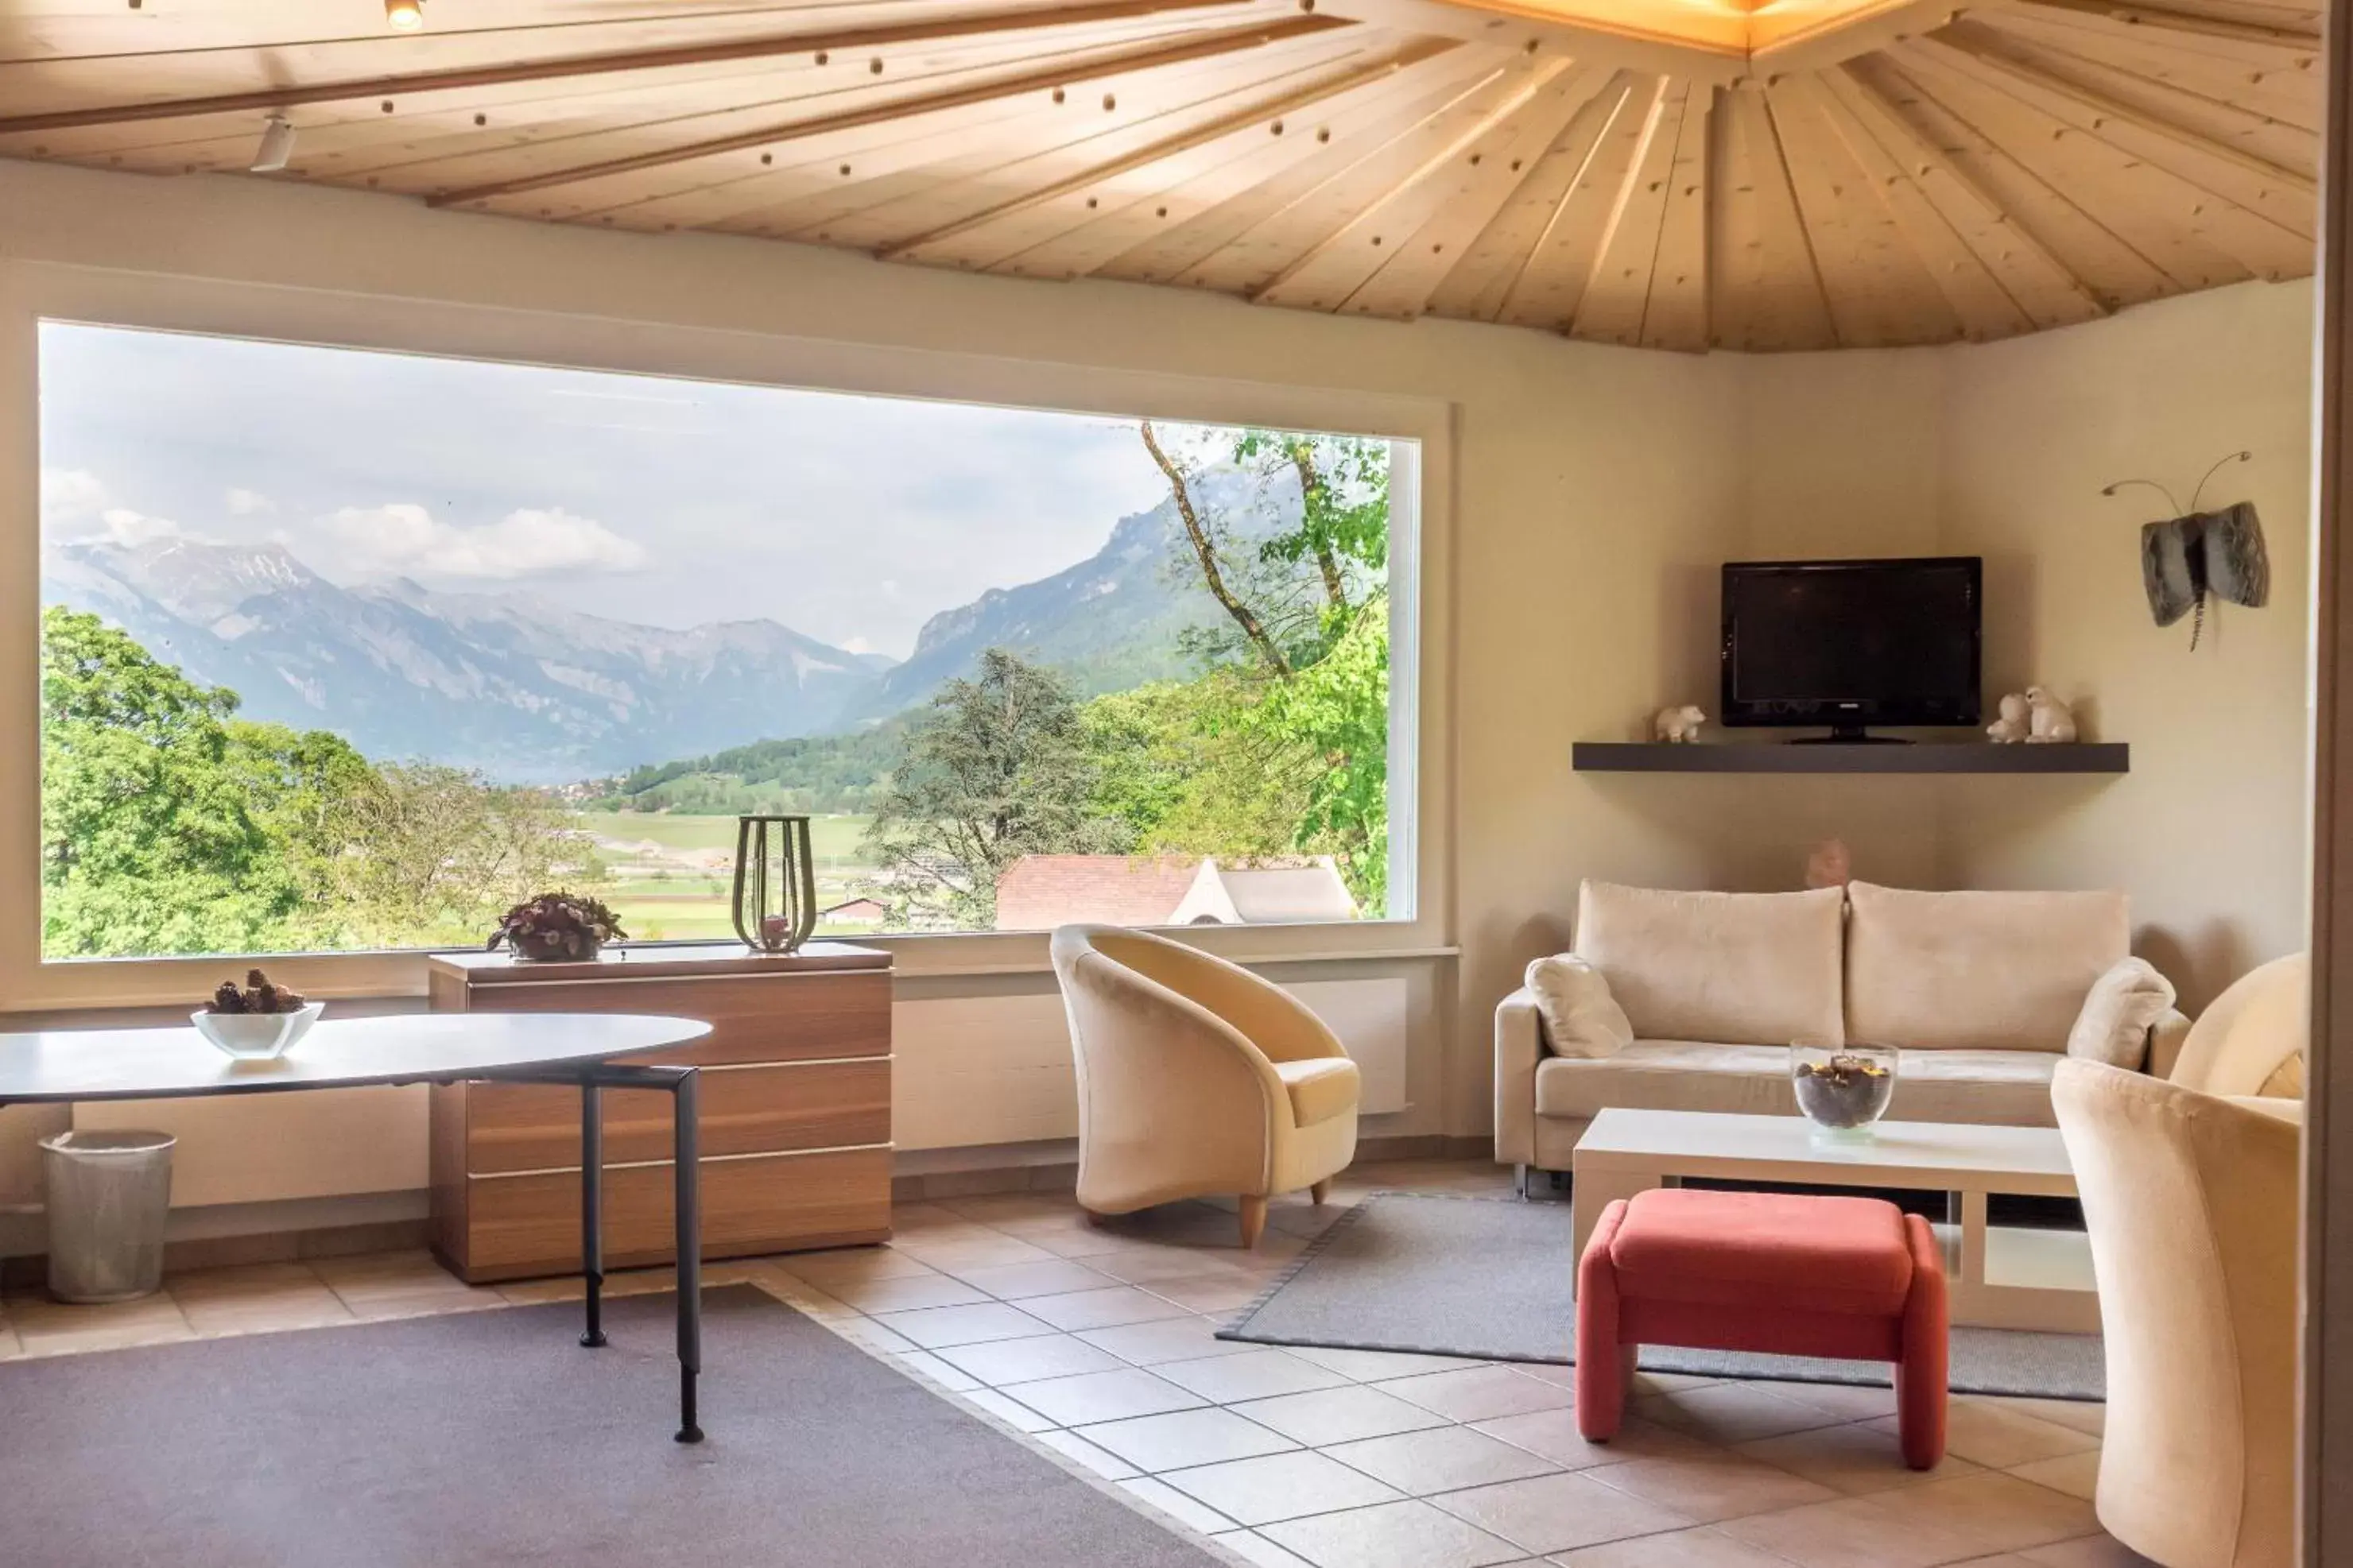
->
[0,1012,713,1104]
[1574,1109,2075,1193]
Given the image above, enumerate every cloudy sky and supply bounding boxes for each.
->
[37,322,1215,659]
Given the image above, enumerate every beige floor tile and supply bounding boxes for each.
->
[1551,1526,1816,1566]
[1145,1276,1268,1314]
[1858,1473,2099,1559]
[1155,1349,1351,1403]
[1507,1361,1574,1390]
[1080,1315,1258,1365]
[1088,1249,1268,1287]
[1377,1366,1573,1423]
[8,1291,196,1355]
[1260,1497,1527,1568]
[1584,1449,1839,1522]
[1021,1225,1165,1260]
[1160,1450,1404,1526]
[869,1299,1052,1349]
[957,1387,1059,1433]
[772,1245,936,1289]
[1716,1491,1999,1568]
[891,1233,1061,1272]
[890,1349,983,1392]
[1984,1397,2107,1438]
[1753,1379,1902,1422]
[179,1292,356,1337]
[820,1272,990,1313]
[164,1260,323,1302]
[1736,1419,1986,1495]
[1121,1475,1237,1535]
[1322,1427,1560,1495]
[1000,1367,1208,1426]
[1075,1407,1301,1470]
[1639,1383,1853,1443]
[1471,1409,1711,1471]
[944,1259,1117,1299]
[1237,1384,1456,1446]
[1431,1471,1694,1555]
[2021,1535,2158,1566]
[1020,1285,1200,1333]
[0,1320,19,1360]
[941,1331,1128,1385]
[1285,1344,1487,1382]
[1212,1530,1320,1568]
[1876,1402,2101,1470]
[309,1250,502,1320]
[2007,1451,2101,1502]
[1942,1557,2045,1567]
[888,1202,980,1232]
[1032,1425,1140,1479]
[833,1316,920,1355]
[938,1193,1077,1225]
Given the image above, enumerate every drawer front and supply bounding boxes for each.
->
[463,1059,890,1174]
[456,970,890,1066]
[457,1147,894,1280]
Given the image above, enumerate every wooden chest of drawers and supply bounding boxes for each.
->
[425,942,893,1283]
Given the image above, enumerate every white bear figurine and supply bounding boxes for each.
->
[2025,686,2078,744]
[1986,692,2030,744]
[1653,704,1707,744]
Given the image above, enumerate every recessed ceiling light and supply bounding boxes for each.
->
[386,0,424,31]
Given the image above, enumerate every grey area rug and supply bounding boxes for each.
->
[1221,1192,2105,1400]
[0,1284,1225,1568]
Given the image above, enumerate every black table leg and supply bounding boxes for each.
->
[672,1067,704,1444]
[580,1079,607,1349]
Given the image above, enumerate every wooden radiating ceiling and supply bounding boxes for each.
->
[0,0,2321,350]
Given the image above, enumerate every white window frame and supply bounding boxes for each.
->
[0,258,1456,1008]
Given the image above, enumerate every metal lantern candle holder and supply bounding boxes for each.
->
[731,815,819,954]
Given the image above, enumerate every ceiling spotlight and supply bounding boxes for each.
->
[386,0,425,31]
[250,114,297,173]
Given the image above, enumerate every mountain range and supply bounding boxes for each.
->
[43,463,1302,783]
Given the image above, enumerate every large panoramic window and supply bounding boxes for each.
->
[37,323,1416,959]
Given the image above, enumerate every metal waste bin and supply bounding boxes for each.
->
[40,1129,175,1303]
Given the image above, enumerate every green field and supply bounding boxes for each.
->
[568,811,879,942]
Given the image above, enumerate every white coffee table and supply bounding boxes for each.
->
[1571,1109,2099,1334]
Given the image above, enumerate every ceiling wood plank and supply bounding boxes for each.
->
[1490,73,1670,331]
[1885,41,2290,284]
[870,35,1458,261]
[1635,75,1713,350]
[1250,56,1582,313]
[1707,82,1837,349]
[1420,71,1638,320]
[2012,0,2320,52]
[1816,63,2095,332]
[427,12,1355,206]
[1568,77,1691,345]
[1336,62,1619,319]
[0,0,1271,134]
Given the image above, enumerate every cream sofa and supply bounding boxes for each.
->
[1495,881,2190,1180]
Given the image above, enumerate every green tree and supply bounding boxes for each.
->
[863,648,1128,928]
[41,607,303,955]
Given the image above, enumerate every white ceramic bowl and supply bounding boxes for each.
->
[191,1001,324,1060]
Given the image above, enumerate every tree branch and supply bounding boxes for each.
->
[1141,420,1293,677]
[1288,442,1347,609]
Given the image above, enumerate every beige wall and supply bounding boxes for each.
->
[0,160,2315,1222]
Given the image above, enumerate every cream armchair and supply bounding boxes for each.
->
[2166,954,2307,1124]
[1050,924,1361,1248]
[2052,1059,2298,1568]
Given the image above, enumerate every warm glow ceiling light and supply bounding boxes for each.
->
[250,114,297,173]
[386,0,425,31]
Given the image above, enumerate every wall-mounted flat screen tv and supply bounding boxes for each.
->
[1720,557,1983,741]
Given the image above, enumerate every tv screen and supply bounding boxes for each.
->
[1720,557,1982,734]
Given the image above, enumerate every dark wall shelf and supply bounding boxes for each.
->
[1572,742,2130,775]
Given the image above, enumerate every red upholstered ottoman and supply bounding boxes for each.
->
[1576,1188,1948,1469]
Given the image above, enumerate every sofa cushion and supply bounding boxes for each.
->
[2066,958,2176,1070]
[1608,1189,1914,1317]
[1575,882,1845,1047]
[1846,882,2130,1052]
[1533,1040,2060,1128]
[1273,1057,1360,1128]
[1525,954,1634,1059]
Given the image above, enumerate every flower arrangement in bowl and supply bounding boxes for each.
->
[1789,1041,1898,1143]
[192,970,324,1060]
[487,891,626,962]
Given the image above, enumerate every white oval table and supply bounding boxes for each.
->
[0,1012,717,1442]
